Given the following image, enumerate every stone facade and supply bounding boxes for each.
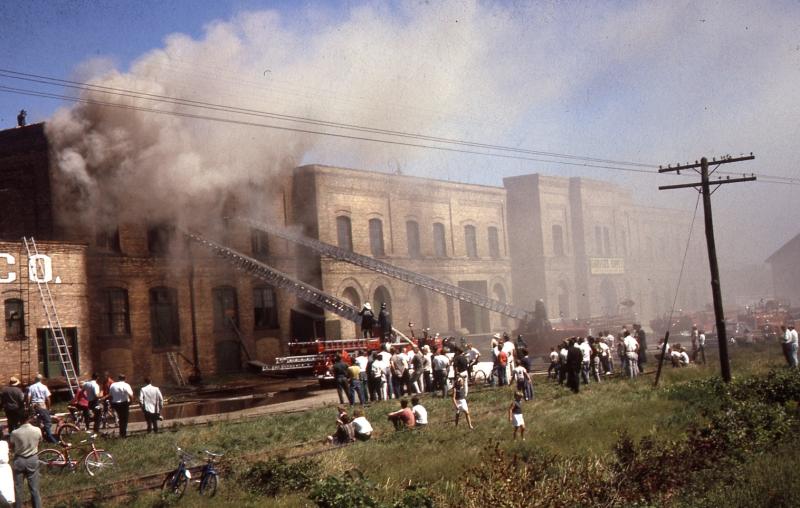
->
[293,165,514,338]
[505,174,708,325]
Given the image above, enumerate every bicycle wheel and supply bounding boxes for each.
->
[199,473,218,497]
[472,370,487,385]
[84,450,115,477]
[161,471,189,499]
[37,448,66,473]
[57,423,82,446]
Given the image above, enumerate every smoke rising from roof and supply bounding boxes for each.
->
[44,1,535,232]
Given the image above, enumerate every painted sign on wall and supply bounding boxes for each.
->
[0,253,60,283]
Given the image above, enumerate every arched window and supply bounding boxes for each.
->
[464,225,478,259]
[336,216,353,252]
[253,286,278,329]
[101,288,130,336]
[552,224,564,256]
[373,286,392,313]
[147,224,174,256]
[150,287,179,347]
[4,299,24,338]
[406,220,421,258]
[488,227,500,259]
[369,218,385,257]
[341,287,361,308]
[433,223,447,257]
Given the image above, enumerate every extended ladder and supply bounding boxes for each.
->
[232,217,531,320]
[165,351,186,387]
[22,237,80,397]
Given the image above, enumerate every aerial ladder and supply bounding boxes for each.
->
[231,217,532,320]
[181,231,413,348]
[23,237,80,397]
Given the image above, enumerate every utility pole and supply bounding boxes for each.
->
[658,154,756,383]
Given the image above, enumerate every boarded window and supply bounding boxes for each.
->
[464,225,478,259]
[488,226,500,259]
[253,286,279,329]
[552,224,564,256]
[4,299,24,338]
[150,287,180,347]
[406,220,421,258]
[433,223,447,257]
[369,218,385,257]
[101,288,130,336]
[336,216,353,252]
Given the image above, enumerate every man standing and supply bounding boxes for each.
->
[139,378,164,434]
[331,355,351,405]
[82,373,102,433]
[578,337,592,385]
[378,302,392,342]
[10,414,42,508]
[25,375,50,412]
[623,331,640,378]
[347,360,365,406]
[697,328,707,365]
[787,324,798,368]
[1,378,25,434]
[565,338,583,393]
[432,348,450,398]
[358,303,375,338]
[634,324,647,374]
[108,374,135,438]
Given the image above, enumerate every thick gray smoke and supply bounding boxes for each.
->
[44,1,535,233]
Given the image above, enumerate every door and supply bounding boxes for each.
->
[212,287,241,372]
[38,328,79,378]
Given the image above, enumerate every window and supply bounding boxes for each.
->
[150,287,180,347]
[603,227,611,256]
[147,224,174,256]
[595,226,603,255]
[464,225,478,258]
[4,299,24,338]
[253,286,279,329]
[369,218,385,257]
[101,288,130,336]
[621,230,628,256]
[406,220,421,258]
[336,216,353,252]
[251,228,269,259]
[552,224,564,256]
[488,227,500,259]
[213,286,239,332]
[95,228,120,252]
[433,223,447,257]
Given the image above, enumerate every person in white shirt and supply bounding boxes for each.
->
[411,396,428,427]
[25,375,50,410]
[138,378,164,434]
[547,347,559,380]
[623,332,640,378]
[432,350,450,398]
[697,329,707,365]
[501,335,516,385]
[351,408,373,441]
[0,439,14,506]
[598,339,611,375]
[578,338,592,384]
[83,373,102,433]
[108,374,135,438]
[604,332,616,373]
[558,342,569,385]
[787,325,798,368]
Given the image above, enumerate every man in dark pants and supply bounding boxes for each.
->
[378,302,392,343]
[10,414,42,508]
[331,355,352,405]
[108,374,134,438]
[566,338,583,394]
[634,324,647,374]
[1,377,26,435]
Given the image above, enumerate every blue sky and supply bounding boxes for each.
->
[1,0,799,268]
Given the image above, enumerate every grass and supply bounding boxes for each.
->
[40,341,793,507]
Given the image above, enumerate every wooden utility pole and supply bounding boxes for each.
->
[658,154,755,383]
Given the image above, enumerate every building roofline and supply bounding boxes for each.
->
[766,232,800,263]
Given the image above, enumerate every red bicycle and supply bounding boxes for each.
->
[37,433,115,477]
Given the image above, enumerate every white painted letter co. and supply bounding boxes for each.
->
[0,253,57,283]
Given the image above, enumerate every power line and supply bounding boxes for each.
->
[0,68,655,168]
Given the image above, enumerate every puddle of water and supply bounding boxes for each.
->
[128,388,314,422]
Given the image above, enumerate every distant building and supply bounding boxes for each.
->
[766,233,800,305]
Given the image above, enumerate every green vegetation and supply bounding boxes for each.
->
[44,342,800,507]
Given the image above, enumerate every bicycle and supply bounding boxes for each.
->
[33,409,81,446]
[37,432,115,477]
[161,447,223,499]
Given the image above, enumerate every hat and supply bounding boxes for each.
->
[381,302,387,308]
[363,302,372,310]
[9,377,20,386]
[492,333,501,340]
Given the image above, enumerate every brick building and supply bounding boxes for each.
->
[0,122,711,386]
